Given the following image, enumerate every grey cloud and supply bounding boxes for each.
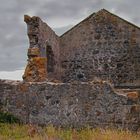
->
[53,25,73,36]
[36,0,103,20]
[0,0,139,71]
[113,0,140,25]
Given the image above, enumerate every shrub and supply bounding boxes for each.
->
[0,112,20,124]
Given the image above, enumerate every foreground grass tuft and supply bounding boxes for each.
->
[0,123,139,140]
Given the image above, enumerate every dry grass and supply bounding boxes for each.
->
[0,123,139,140]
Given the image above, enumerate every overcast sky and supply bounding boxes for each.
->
[0,0,139,80]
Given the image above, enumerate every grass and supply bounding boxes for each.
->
[0,124,139,140]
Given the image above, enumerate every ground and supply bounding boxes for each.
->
[0,123,140,140]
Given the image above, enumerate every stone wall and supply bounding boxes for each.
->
[22,9,140,85]
[23,15,60,82]
[60,9,140,86]
[0,79,140,131]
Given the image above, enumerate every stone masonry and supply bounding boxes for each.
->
[0,9,140,130]
[0,80,140,131]
[23,9,140,87]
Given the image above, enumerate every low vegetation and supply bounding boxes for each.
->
[0,112,20,124]
[0,124,139,140]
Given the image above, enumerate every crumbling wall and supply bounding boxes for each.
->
[22,10,140,84]
[23,15,60,82]
[0,79,140,131]
[60,9,140,86]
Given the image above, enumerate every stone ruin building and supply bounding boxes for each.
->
[0,9,140,131]
[23,9,140,87]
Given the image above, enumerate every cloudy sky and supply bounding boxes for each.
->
[0,0,139,80]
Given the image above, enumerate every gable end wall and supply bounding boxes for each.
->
[60,10,140,86]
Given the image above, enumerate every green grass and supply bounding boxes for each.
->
[0,124,139,140]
